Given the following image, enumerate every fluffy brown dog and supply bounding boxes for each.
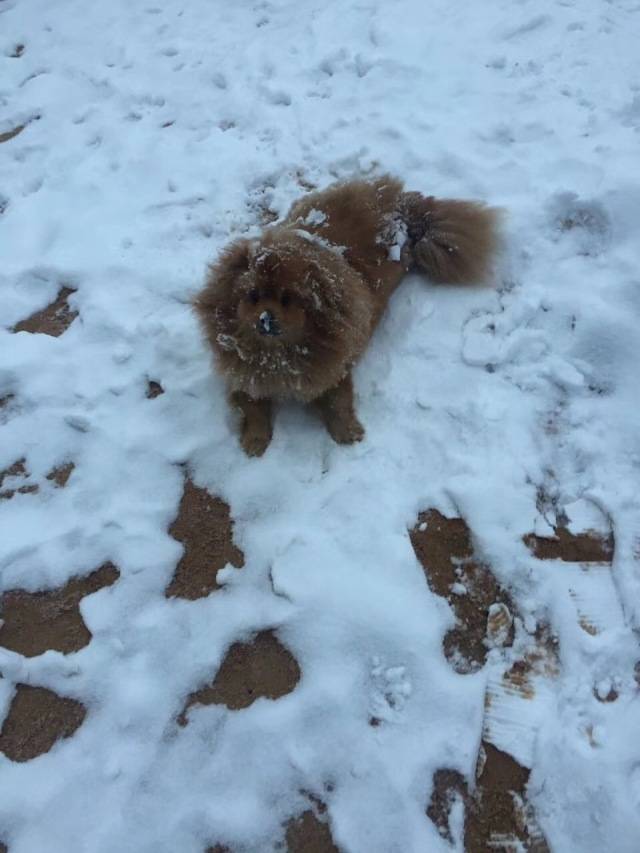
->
[195,175,500,456]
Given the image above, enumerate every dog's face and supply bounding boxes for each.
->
[197,233,373,400]
[234,250,309,347]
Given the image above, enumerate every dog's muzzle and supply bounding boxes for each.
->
[258,310,280,336]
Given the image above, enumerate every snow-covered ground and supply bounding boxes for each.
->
[1,0,640,850]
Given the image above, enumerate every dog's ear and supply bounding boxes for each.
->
[215,239,252,279]
[194,239,252,320]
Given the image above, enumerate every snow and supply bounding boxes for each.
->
[1,0,640,851]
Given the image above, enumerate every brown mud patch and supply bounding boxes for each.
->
[524,526,613,563]
[285,809,339,852]
[1,459,74,499]
[0,562,119,657]
[427,743,549,852]
[0,458,38,500]
[594,685,618,703]
[0,394,14,409]
[0,125,25,144]
[409,510,514,671]
[12,286,78,337]
[46,461,75,487]
[0,684,86,762]
[501,624,560,701]
[165,480,244,600]
[1,458,28,488]
[179,630,300,723]
[426,768,467,844]
[146,379,164,399]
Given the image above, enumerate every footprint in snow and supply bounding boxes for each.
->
[546,191,611,256]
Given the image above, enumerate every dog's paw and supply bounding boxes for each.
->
[240,425,272,457]
[325,415,365,446]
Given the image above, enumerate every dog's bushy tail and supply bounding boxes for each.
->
[400,191,501,284]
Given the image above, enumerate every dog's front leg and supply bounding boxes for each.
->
[315,373,364,445]
[230,391,273,457]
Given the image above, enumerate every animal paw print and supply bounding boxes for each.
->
[546,191,610,257]
[368,657,412,726]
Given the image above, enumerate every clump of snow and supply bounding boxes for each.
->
[292,227,347,257]
[302,208,327,226]
[485,602,513,648]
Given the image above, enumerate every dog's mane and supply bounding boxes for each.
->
[195,232,373,402]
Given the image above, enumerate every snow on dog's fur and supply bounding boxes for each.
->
[195,175,500,456]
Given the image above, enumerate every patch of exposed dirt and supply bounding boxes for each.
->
[468,742,548,852]
[206,847,229,853]
[285,809,339,852]
[501,624,560,701]
[426,768,467,844]
[578,615,598,636]
[179,630,300,724]
[0,684,86,762]
[10,43,25,57]
[0,458,38,500]
[0,483,38,500]
[0,562,119,657]
[46,461,75,487]
[0,394,14,409]
[409,510,514,672]
[1,459,74,499]
[523,526,613,562]
[594,685,618,703]
[146,379,164,399]
[12,286,78,337]
[0,459,28,488]
[427,743,549,852]
[299,790,328,818]
[0,125,26,144]
[165,479,244,599]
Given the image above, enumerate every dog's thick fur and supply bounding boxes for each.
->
[195,175,500,456]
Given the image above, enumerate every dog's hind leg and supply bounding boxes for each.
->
[315,373,364,445]
[400,192,501,284]
[230,391,273,457]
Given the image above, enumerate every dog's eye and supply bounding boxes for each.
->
[248,289,260,304]
[280,290,291,307]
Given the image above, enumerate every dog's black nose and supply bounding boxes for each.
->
[258,310,280,336]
